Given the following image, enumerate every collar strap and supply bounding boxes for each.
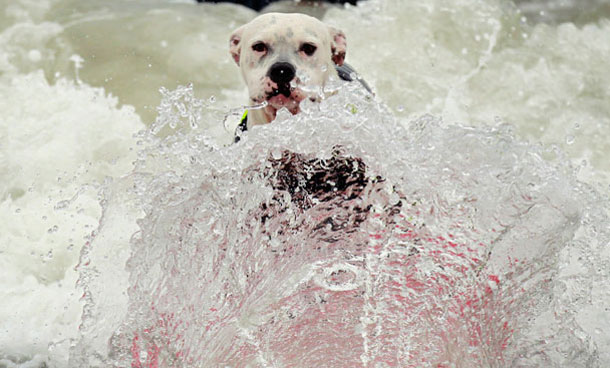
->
[234,110,248,143]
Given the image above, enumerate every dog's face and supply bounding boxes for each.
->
[229,13,346,124]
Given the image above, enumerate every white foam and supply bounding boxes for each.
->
[0,71,143,365]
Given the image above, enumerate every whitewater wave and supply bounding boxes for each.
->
[71,84,610,367]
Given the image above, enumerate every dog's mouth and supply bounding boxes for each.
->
[262,83,303,116]
[266,83,293,99]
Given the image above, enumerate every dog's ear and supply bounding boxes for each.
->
[328,26,347,66]
[229,26,244,66]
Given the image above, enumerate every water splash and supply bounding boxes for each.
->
[72,83,610,367]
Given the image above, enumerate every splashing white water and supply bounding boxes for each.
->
[70,83,610,367]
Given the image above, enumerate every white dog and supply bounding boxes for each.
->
[229,12,347,130]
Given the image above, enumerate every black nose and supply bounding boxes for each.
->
[268,62,296,85]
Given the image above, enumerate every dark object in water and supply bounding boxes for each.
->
[258,147,374,236]
[265,147,370,210]
[197,0,360,12]
[255,147,402,236]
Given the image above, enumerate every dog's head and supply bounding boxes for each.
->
[229,13,346,124]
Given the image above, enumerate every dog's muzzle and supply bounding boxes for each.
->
[267,62,296,97]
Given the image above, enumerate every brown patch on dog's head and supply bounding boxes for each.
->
[229,25,244,66]
[328,26,347,66]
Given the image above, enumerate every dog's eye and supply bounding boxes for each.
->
[300,43,317,56]
[252,42,267,53]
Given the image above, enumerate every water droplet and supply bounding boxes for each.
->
[565,135,575,145]
[55,200,70,210]
[69,54,84,72]
[28,49,42,62]
[48,225,59,233]
[209,96,216,103]
[270,238,280,248]
[396,105,405,112]
[271,148,283,160]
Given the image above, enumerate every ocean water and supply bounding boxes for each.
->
[1,0,609,367]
